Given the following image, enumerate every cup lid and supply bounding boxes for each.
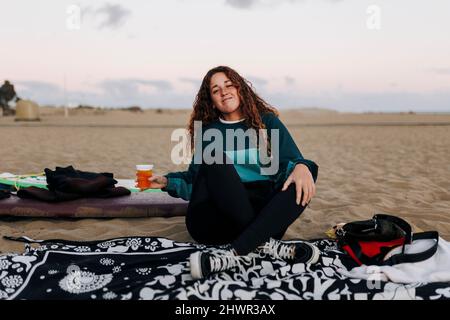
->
[136,164,153,170]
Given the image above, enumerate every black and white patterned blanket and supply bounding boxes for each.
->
[0,236,449,300]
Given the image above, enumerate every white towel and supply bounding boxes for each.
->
[338,237,450,284]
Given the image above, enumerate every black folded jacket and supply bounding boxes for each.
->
[0,190,11,200]
[17,166,131,202]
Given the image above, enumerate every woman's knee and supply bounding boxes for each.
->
[185,207,235,245]
[186,221,232,246]
[284,183,308,208]
[185,214,211,244]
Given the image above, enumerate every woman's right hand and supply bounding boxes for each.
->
[149,175,168,189]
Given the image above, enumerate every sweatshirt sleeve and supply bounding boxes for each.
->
[162,160,199,201]
[264,113,319,185]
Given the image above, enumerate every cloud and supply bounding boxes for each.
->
[99,79,172,96]
[17,81,61,93]
[88,79,190,107]
[16,81,64,101]
[84,3,132,30]
[246,76,268,88]
[15,79,178,107]
[13,79,450,112]
[179,77,202,87]
[97,79,173,105]
[136,79,173,91]
[266,90,450,112]
[284,76,296,86]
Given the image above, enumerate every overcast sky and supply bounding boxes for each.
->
[1,0,449,112]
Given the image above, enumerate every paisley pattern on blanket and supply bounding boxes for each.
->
[0,236,449,300]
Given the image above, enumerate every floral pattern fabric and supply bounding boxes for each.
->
[0,236,449,300]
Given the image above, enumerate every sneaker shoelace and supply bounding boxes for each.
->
[261,238,296,260]
[209,252,240,273]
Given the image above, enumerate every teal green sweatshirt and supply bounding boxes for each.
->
[163,112,318,200]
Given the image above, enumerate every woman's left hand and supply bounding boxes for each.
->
[282,163,316,206]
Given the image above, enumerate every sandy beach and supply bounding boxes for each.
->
[1,108,449,254]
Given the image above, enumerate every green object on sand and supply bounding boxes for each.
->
[0,173,162,193]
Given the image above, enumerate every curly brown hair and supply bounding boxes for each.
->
[188,66,279,149]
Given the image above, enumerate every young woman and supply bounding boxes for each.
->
[149,66,320,279]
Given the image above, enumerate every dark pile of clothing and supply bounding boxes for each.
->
[16,166,130,202]
[0,190,10,200]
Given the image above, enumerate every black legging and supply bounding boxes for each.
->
[185,161,309,255]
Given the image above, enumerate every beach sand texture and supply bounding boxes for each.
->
[1,108,449,253]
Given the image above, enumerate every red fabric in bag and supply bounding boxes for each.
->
[342,237,406,266]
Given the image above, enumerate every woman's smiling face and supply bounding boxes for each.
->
[210,72,242,119]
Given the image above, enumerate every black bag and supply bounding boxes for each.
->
[335,214,439,266]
